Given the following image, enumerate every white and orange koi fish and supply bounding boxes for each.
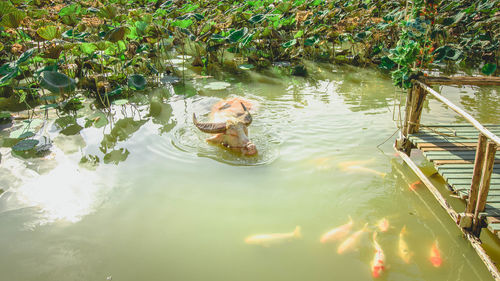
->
[398,226,412,264]
[376,217,389,232]
[371,232,386,278]
[245,226,301,247]
[338,159,386,178]
[429,240,442,267]
[337,223,368,254]
[320,216,353,243]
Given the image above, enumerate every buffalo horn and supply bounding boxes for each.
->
[193,113,226,133]
[240,102,252,126]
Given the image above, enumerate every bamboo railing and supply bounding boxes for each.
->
[395,75,500,280]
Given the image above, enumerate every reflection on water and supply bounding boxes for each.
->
[0,64,498,281]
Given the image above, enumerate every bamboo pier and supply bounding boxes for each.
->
[395,75,500,280]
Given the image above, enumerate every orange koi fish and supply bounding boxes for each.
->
[409,180,422,191]
[371,232,386,278]
[337,223,368,254]
[429,240,442,267]
[245,226,301,247]
[376,217,389,232]
[320,216,353,243]
[398,226,412,264]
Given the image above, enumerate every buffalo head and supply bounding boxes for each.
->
[193,102,257,155]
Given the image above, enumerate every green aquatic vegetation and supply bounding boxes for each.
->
[0,0,498,160]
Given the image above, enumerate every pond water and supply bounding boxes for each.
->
[0,62,499,281]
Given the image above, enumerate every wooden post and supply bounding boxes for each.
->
[465,134,487,215]
[406,84,427,135]
[473,141,498,235]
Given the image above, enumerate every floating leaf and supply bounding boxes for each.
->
[98,5,118,20]
[160,75,180,84]
[18,131,35,139]
[482,63,497,76]
[12,139,39,151]
[37,26,61,41]
[112,99,128,105]
[128,74,146,90]
[40,71,76,95]
[204,81,230,90]
[173,83,197,97]
[60,124,83,135]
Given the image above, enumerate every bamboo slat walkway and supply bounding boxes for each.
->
[395,76,500,280]
[408,124,500,238]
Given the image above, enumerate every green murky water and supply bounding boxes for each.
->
[1,63,499,281]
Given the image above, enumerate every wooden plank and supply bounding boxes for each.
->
[449,178,500,185]
[421,76,500,86]
[424,124,500,128]
[418,143,482,149]
[435,160,475,165]
[423,147,477,151]
[442,173,500,179]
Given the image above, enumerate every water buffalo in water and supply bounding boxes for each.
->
[193,98,257,155]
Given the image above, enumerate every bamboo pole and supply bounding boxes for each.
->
[473,141,498,235]
[398,85,415,154]
[466,134,487,215]
[422,76,500,86]
[416,80,500,147]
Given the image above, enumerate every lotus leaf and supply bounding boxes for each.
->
[249,14,265,24]
[1,10,26,28]
[174,84,197,97]
[18,131,35,139]
[61,124,83,136]
[37,26,61,41]
[40,71,76,95]
[17,49,35,64]
[227,28,248,43]
[12,139,39,152]
[128,74,146,90]
[282,39,297,48]
[0,112,11,121]
[105,27,129,43]
[482,63,497,76]
[98,5,118,20]
[204,81,230,90]
[172,19,193,28]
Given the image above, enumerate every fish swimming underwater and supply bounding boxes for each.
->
[245,226,301,246]
[429,240,442,267]
[338,159,386,178]
[371,232,386,278]
[398,226,412,264]
[320,216,353,243]
[376,217,389,232]
[337,223,368,254]
[409,180,422,191]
